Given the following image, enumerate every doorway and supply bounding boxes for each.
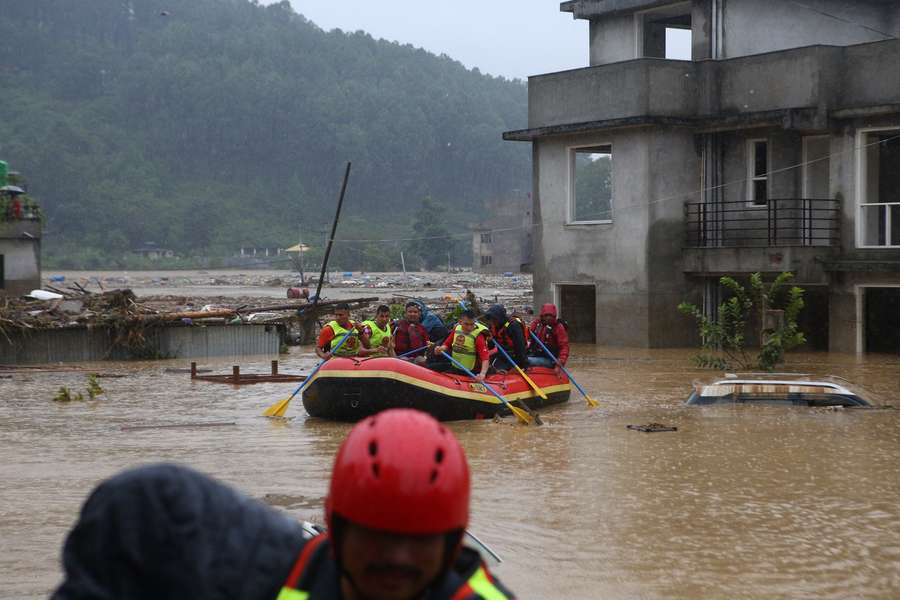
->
[864,287,900,353]
[557,284,596,343]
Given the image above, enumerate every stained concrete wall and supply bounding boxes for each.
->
[589,13,637,65]
[0,220,41,297]
[0,323,280,364]
[533,127,697,346]
[573,0,897,64]
[721,0,895,59]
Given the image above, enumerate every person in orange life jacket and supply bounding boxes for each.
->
[527,303,570,372]
[483,304,528,372]
[359,304,394,357]
[316,303,369,360]
[51,410,515,600]
[433,310,490,381]
[393,301,432,364]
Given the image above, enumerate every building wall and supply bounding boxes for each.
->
[589,13,638,65]
[533,127,697,346]
[580,0,897,66]
[722,0,895,59]
[0,221,41,297]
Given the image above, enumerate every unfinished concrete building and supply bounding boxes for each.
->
[472,193,533,274]
[0,212,41,297]
[505,0,900,352]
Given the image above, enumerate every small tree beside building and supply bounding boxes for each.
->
[678,272,806,371]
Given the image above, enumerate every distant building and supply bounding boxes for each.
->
[472,194,533,274]
[0,203,41,297]
[238,246,284,258]
[133,242,175,260]
[505,0,900,352]
[0,163,41,296]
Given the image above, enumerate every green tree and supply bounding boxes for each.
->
[678,272,806,371]
[406,196,452,270]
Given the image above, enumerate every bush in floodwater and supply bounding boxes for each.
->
[53,387,84,402]
[678,272,806,372]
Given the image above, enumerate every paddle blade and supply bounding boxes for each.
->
[584,395,599,408]
[509,403,535,426]
[262,396,292,418]
[514,365,549,400]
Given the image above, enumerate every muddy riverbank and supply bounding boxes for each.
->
[2,347,899,598]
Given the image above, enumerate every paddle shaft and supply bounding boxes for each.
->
[287,330,353,400]
[529,330,590,398]
[398,344,429,358]
[491,342,547,399]
[442,353,517,411]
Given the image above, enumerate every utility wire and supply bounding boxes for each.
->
[331,132,900,244]
[787,1,896,40]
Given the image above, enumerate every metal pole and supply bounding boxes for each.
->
[313,162,351,307]
[401,251,408,282]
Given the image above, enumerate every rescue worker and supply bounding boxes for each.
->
[360,304,394,357]
[315,303,367,359]
[528,303,570,370]
[483,304,528,372]
[433,310,490,381]
[52,409,516,600]
[393,301,431,364]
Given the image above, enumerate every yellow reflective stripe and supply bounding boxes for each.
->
[466,567,508,600]
[276,587,308,600]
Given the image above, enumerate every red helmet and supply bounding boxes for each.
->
[326,409,470,535]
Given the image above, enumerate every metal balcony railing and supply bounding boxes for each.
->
[684,198,840,248]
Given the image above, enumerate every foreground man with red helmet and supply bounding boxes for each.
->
[53,409,514,600]
[281,409,513,599]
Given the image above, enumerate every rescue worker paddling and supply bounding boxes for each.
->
[315,303,368,359]
[433,310,490,381]
[527,303,570,371]
[360,304,394,357]
[52,409,516,600]
[482,304,528,373]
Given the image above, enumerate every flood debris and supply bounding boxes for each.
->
[627,423,678,433]
[120,421,237,432]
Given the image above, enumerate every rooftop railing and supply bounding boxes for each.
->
[685,198,840,248]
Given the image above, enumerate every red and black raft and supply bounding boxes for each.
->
[301,356,571,422]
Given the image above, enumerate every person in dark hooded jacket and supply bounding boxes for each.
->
[482,304,528,371]
[52,409,515,600]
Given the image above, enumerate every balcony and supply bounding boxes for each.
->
[504,39,900,141]
[682,199,839,281]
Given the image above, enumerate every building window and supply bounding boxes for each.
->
[747,139,768,206]
[480,232,492,244]
[480,255,492,266]
[570,145,612,224]
[859,130,900,248]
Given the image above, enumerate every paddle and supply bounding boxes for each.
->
[441,352,539,426]
[398,344,429,358]
[491,342,549,400]
[529,330,598,408]
[262,330,353,418]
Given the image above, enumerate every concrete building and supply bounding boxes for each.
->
[472,194,533,274]
[0,216,41,297]
[505,0,900,351]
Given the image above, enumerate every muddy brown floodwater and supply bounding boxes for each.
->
[2,346,899,599]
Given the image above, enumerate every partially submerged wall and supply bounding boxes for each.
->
[0,323,279,364]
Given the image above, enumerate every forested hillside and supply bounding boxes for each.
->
[0,0,529,268]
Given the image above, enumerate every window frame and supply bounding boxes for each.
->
[567,143,614,226]
[746,138,769,208]
[856,125,900,249]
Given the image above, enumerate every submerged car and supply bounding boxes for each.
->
[687,374,873,407]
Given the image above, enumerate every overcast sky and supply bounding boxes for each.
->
[274,0,590,80]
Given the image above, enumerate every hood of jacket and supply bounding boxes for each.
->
[539,303,558,324]
[485,304,508,325]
